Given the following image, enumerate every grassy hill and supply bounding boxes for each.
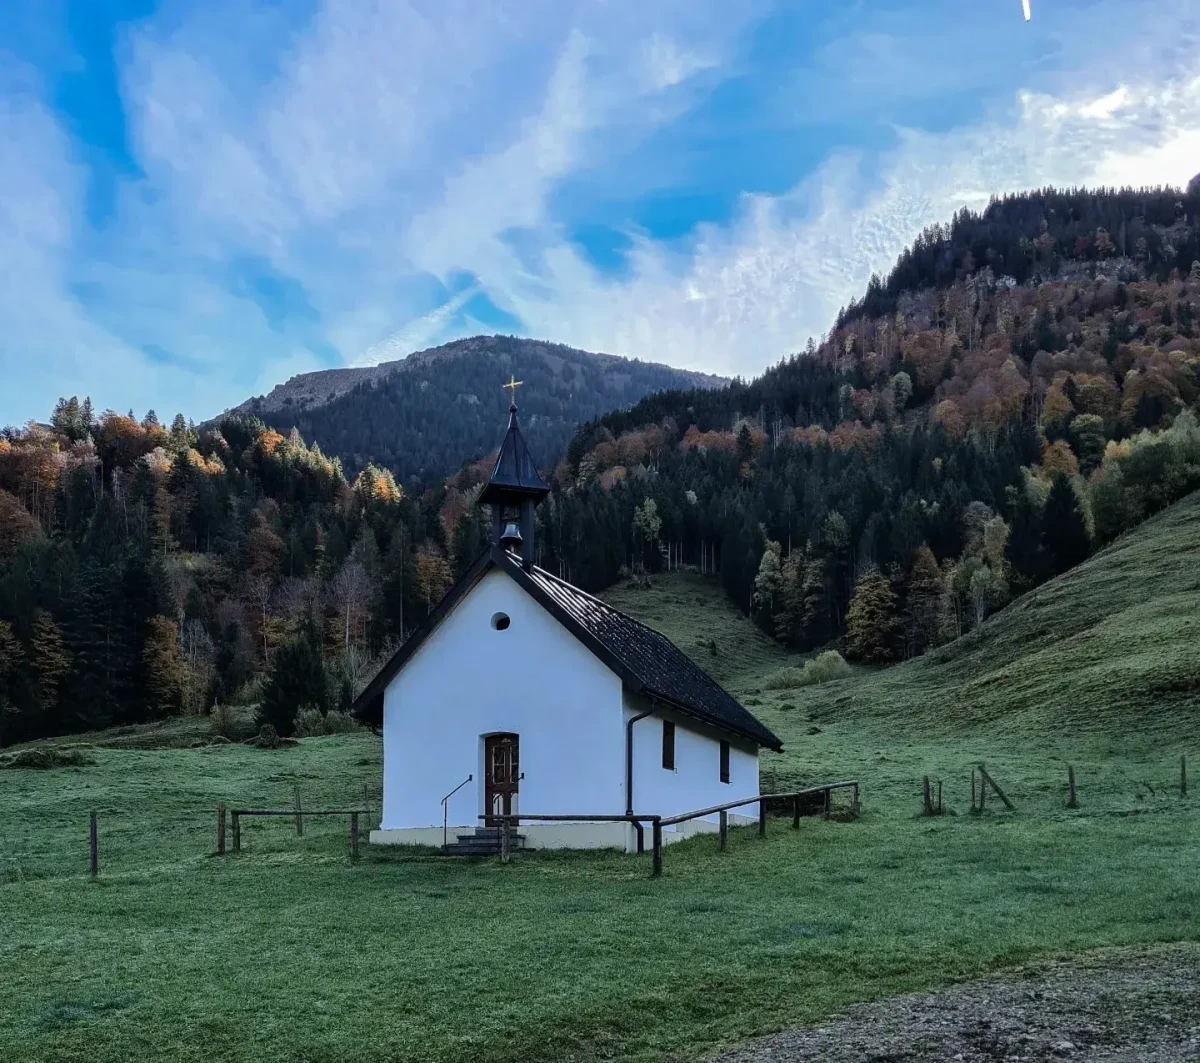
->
[2,496,1199,1063]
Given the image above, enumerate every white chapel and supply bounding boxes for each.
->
[353,390,782,853]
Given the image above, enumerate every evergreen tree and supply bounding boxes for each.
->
[845,568,899,663]
[258,626,331,737]
[904,544,947,656]
[142,616,183,718]
[30,611,68,729]
[1043,474,1092,575]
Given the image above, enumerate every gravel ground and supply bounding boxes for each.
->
[713,944,1200,1063]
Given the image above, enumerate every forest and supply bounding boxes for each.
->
[244,334,723,483]
[3,185,1200,745]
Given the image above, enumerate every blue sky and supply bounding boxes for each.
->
[2,0,1199,425]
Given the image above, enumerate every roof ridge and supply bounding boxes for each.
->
[524,560,668,638]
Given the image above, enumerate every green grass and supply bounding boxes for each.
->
[3,497,1200,1062]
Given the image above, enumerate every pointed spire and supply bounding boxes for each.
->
[479,398,549,506]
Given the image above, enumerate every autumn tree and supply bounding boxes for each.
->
[752,541,783,622]
[415,547,453,616]
[844,568,899,663]
[631,498,663,573]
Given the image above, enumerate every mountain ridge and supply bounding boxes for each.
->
[222,334,727,484]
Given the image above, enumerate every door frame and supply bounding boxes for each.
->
[482,732,520,826]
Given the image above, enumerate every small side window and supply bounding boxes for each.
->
[719,740,730,784]
[490,612,511,631]
[662,720,675,771]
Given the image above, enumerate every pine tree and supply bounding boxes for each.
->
[845,568,899,663]
[30,611,68,724]
[258,627,331,737]
[1043,474,1091,575]
[774,552,806,645]
[904,544,947,656]
[1006,486,1046,589]
[142,616,183,718]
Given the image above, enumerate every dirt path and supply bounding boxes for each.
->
[713,945,1200,1063]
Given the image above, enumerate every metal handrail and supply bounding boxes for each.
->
[441,774,473,849]
[658,781,860,827]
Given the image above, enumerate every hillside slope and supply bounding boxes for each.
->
[611,491,1200,742]
[787,490,1200,741]
[227,334,726,482]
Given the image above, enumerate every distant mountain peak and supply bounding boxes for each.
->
[221,334,727,483]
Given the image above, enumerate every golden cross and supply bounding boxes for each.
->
[503,375,524,404]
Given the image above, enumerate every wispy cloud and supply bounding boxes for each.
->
[0,0,1197,426]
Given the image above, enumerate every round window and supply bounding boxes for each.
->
[491,612,511,631]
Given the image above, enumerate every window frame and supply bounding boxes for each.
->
[661,719,675,771]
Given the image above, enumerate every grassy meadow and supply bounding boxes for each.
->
[2,495,1199,1062]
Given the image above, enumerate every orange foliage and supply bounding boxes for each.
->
[680,426,737,454]
[934,399,967,441]
[901,330,948,390]
[258,429,285,455]
[598,466,627,491]
[1041,440,1080,477]
[792,425,829,448]
[829,420,882,455]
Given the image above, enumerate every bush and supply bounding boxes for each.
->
[323,711,358,735]
[209,702,254,741]
[293,708,360,738]
[763,651,852,690]
[0,746,93,770]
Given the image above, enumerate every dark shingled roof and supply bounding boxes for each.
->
[353,547,782,751]
[479,404,550,506]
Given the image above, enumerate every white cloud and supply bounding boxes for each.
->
[475,61,1200,378]
[3,0,1199,426]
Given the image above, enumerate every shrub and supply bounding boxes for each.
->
[293,707,326,738]
[256,723,281,749]
[322,711,358,735]
[763,651,852,690]
[210,702,248,741]
[0,746,93,770]
[293,708,360,738]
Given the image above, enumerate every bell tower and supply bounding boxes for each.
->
[479,377,550,570]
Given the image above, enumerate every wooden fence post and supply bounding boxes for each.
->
[970,769,977,812]
[719,810,728,851]
[791,795,800,829]
[937,781,942,814]
[217,802,226,855]
[851,783,859,816]
[294,785,304,837]
[1182,755,1188,797]
[89,811,98,878]
[350,813,359,860]
[922,776,932,816]
[651,819,663,877]
[232,812,241,853]
[1068,765,1077,808]
[499,817,510,864]
[978,764,1015,810]
[758,798,767,836]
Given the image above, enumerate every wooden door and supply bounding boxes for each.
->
[484,733,519,824]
